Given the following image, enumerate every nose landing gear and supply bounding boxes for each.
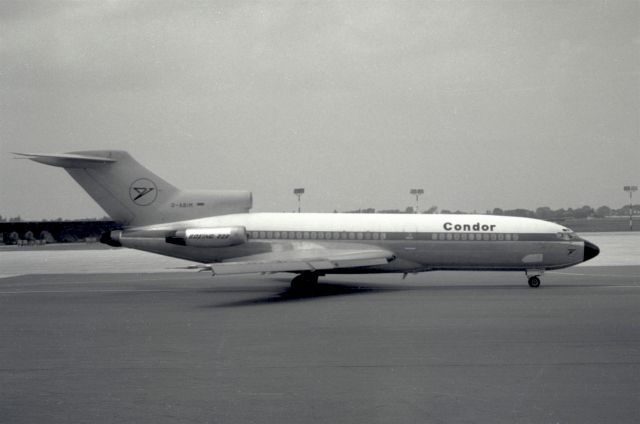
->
[528,276,541,288]
[526,269,544,288]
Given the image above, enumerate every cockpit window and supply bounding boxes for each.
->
[557,231,577,240]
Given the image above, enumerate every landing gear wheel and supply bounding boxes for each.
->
[528,276,541,288]
[290,272,319,291]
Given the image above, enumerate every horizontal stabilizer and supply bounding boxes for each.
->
[13,152,117,168]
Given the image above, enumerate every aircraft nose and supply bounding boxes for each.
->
[583,240,600,262]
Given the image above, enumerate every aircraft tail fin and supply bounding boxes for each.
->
[15,151,252,227]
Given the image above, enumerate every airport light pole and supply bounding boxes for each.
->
[623,185,637,231]
[410,189,424,214]
[293,188,305,213]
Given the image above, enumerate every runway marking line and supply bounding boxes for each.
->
[599,285,640,288]
[0,289,184,295]
[549,271,640,278]
[2,284,639,295]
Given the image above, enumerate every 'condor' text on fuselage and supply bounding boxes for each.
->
[443,222,497,232]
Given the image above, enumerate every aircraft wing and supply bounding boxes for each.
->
[194,248,395,276]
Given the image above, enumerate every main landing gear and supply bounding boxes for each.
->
[290,271,321,291]
[526,269,544,288]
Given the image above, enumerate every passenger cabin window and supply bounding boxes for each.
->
[249,231,529,243]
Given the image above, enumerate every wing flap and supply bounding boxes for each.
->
[205,248,394,276]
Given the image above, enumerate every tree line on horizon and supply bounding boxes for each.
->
[0,215,112,223]
[344,204,639,220]
[0,205,638,223]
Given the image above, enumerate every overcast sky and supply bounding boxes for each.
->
[1,0,638,219]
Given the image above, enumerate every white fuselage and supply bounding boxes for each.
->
[117,213,591,274]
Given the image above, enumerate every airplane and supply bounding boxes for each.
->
[15,150,599,288]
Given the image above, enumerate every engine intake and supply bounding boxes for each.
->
[166,227,247,248]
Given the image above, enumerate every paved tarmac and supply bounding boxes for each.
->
[1,266,639,423]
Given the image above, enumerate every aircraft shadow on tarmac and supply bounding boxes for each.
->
[208,280,407,308]
[205,278,546,308]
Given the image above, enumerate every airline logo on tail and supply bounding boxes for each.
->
[129,178,158,206]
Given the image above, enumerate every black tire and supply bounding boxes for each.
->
[291,272,319,289]
[528,276,541,288]
[290,275,305,290]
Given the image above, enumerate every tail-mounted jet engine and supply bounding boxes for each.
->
[165,227,247,247]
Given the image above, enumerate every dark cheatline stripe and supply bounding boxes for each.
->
[248,231,562,242]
